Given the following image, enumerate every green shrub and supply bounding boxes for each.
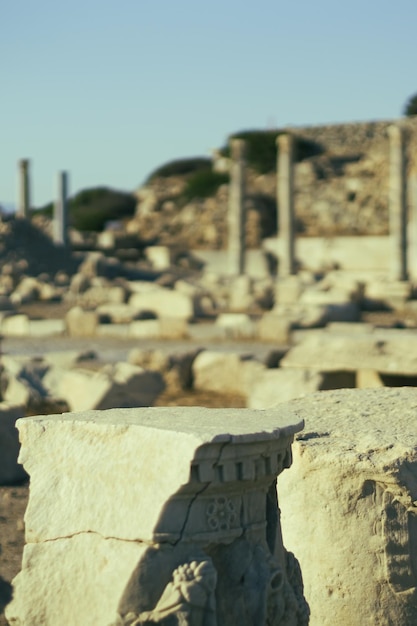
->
[35,187,136,232]
[181,169,229,202]
[145,157,212,181]
[403,93,417,116]
[220,130,323,173]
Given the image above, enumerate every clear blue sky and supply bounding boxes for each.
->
[1,0,416,208]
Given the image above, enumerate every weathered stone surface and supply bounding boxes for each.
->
[96,303,139,324]
[129,286,194,320]
[42,362,165,412]
[192,350,264,396]
[258,313,291,343]
[215,313,256,339]
[7,407,306,626]
[248,368,324,408]
[1,314,30,336]
[0,403,26,484]
[280,329,417,375]
[65,306,98,337]
[278,387,417,626]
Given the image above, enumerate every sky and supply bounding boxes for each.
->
[1,0,417,209]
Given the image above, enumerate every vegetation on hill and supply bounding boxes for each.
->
[404,93,417,117]
[145,157,212,181]
[220,130,324,173]
[35,187,136,232]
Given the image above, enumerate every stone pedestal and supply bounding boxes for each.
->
[278,387,417,626]
[17,159,30,218]
[228,139,246,275]
[6,407,308,626]
[277,134,296,277]
[388,125,408,281]
[53,171,69,246]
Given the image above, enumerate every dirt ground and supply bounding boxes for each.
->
[0,388,245,624]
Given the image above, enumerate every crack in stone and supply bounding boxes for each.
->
[171,437,232,546]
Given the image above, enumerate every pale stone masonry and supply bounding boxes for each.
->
[388,124,408,280]
[228,138,246,275]
[17,158,30,218]
[53,170,69,246]
[6,407,308,626]
[277,133,296,276]
[278,387,417,626]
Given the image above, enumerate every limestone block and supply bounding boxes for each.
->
[10,276,40,305]
[365,279,411,309]
[356,368,384,388]
[1,314,29,336]
[129,319,160,339]
[65,306,98,337]
[192,350,265,396]
[28,319,65,337]
[97,303,139,324]
[0,403,26,484]
[275,276,303,304]
[129,287,194,320]
[258,313,291,343]
[97,323,130,338]
[158,316,188,339]
[144,245,171,269]
[228,275,253,311]
[215,313,256,339]
[7,407,306,626]
[280,329,417,375]
[278,387,417,625]
[248,368,325,408]
[42,362,165,412]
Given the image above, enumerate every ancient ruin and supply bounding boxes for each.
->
[6,407,308,626]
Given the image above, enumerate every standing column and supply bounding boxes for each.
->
[17,159,30,218]
[228,139,246,275]
[53,171,69,246]
[388,125,408,281]
[277,133,296,276]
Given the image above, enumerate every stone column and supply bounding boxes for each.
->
[277,134,296,276]
[53,171,69,246]
[388,124,408,281]
[17,159,30,218]
[6,406,308,626]
[228,138,246,275]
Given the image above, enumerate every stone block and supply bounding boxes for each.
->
[248,368,325,408]
[96,323,130,338]
[278,387,417,625]
[356,368,384,388]
[28,319,65,337]
[144,245,171,269]
[280,329,417,375]
[7,407,306,625]
[158,317,189,339]
[228,275,253,311]
[96,303,138,324]
[1,314,30,336]
[65,306,98,337]
[192,350,265,396]
[215,313,256,339]
[129,320,160,339]
[42,363,165,412]
[129,287,194,320]
[0,403,26,484]
[275,276,303,304]
[258,313,291,343]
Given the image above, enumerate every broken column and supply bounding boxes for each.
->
[277,134,296,277]
[6,406,308,626]
[17,159,30,218]
[228,138,246,275]
[53,171,69,246]
[388,124,408,281]
[278,387,417,626]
